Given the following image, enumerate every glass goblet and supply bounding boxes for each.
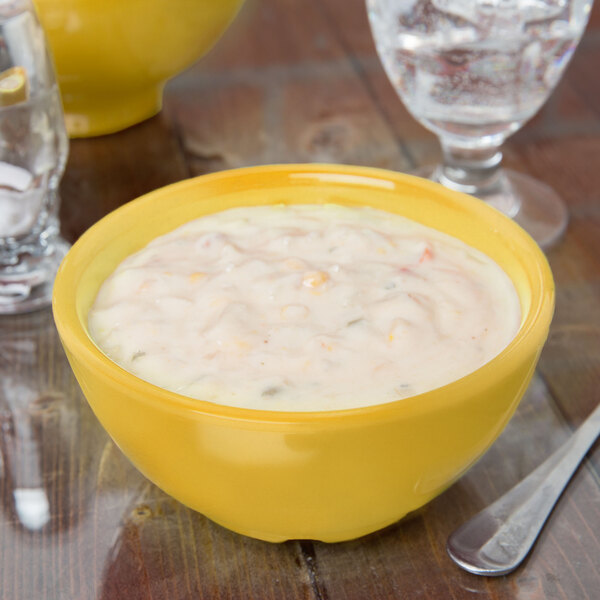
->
[366,0,594,248]
[0,0,69,314]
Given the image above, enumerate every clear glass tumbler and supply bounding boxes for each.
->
[367,0,594,248]
[0,0,69,314]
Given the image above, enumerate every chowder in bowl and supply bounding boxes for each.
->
[52,164,554,542]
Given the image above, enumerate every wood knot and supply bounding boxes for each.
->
[301,117,355,161]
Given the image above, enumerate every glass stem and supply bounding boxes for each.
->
[435,142,522,217]
[437,143,504,196]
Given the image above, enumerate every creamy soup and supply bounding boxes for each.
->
[88,204,521,411]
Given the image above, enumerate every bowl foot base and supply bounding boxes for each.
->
[63,85,164,138]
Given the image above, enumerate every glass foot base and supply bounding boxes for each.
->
[0,234,70,315]
[500,170,569,249]
[415,166,568,249]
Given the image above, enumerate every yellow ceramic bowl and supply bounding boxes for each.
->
[52,165,554,542]
[34,0,244,137]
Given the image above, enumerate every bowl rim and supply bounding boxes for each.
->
[52,163,555,426]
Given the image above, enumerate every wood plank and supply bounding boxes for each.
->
[192,0,346,72]
[307,0,440,167]
[166,65,415,173]
[506,135,600,448]
[59,113,189,243]
[165,0,414,173]
[164,82,267,173]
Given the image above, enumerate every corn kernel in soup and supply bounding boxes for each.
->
[88,204,521,411]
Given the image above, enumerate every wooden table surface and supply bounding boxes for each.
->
[2,1,599,598]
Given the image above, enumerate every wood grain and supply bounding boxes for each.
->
[1,0,599,598]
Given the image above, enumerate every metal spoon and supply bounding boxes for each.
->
[447,402,600,576]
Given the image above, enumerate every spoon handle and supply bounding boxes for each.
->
[447,402,600,576]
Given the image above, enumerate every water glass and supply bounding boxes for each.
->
[367,0,594,247]
[0,0,68,314]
